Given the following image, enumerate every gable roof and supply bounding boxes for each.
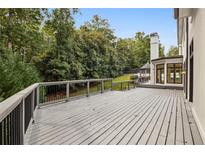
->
[140,63,150,70]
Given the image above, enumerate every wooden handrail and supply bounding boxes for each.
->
[0,83,39,122]
[112,80,135,84]
[38,78,112,86]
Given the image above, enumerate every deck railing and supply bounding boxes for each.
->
[38,79,112,105]
[0,78,136,145]
[0,83,38,145]
[138,76,150,83]
[112,80,136,91]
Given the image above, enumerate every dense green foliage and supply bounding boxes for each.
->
[0,8,165,100]
[167,45,179,56]
[0,54,40,101]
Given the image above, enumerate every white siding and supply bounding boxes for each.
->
[189,9,205,143]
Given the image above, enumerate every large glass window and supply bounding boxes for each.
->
[167,63,182,84]
[156,64,164,84]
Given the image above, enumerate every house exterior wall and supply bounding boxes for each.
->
[190,9,205,143]
[177,8,205,143]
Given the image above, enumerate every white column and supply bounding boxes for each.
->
[164,62,167,85]
[150,63,155,84]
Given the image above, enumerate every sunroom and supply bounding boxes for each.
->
[151,55,183,86]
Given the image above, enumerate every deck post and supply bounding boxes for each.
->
[66,82,69,101]
[111,79,113,91]
[87,80,90,97]
[128,81,130,90]
[36,86,40,107]
[20,99,25,144]
[31,90,34,119]
[101,80,104,93]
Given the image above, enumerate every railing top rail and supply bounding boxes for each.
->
[0,83,39,122]
[39,78,112,86]
[112,80,135,84]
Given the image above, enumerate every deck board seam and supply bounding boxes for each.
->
[165,91,175,145]
[101,95,161,145]
[44,94,150,144]
[65,95,156,145]
[113,96,162,145]
[115,95,163,145]
[155,94,173,145]
[127,95,165,144]
[146,94,172,145]
[30,99,135,144]
[29,93,145,140]
[86,95,158,145]
[135,95,170,145]
[84,95,155,144]
[91,95,159,145]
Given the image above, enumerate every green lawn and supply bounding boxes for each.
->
[112,74,135,91]
[112,74,133,82]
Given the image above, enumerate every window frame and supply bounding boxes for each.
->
[156,64,165,84]
[166,63,183,84]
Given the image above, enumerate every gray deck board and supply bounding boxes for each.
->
[26,88,203,145]
[166,92,177,145]
[143,95,171,145]
[92,95,157,144]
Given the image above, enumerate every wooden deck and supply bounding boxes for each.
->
[26,88,203,145]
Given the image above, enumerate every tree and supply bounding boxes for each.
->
[0,9,48,62]
[115,38,132,73]
[159,44,165,57]
[0,54,40,101]
[0,9,46,100]
[36,9,83,81]
[167,45,179,56]
[127,32,150,69]
[0,9,167,100]
[79,15,118,78]
[115,32,151,72]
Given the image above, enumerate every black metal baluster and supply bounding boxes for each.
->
[59,85,61,100]
[2,120,5,145]
[0,122,2,145]
[16,107,19,144]
[4,118,7,144]
[15,107,18,144]
[9,113,12,144]
[11,113,14,144]
[54,85,56,101]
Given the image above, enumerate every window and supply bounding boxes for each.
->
[156,64,164,84]
[167,63,182,84]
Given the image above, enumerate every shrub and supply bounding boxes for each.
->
[0,54,40,101]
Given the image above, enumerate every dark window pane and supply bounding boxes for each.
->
[167,63,182,84]
[156,64,164,84]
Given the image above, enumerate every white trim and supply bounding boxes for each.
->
[191,106,205,144]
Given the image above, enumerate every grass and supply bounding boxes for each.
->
[112,74,133,82]
[112,74,135,91]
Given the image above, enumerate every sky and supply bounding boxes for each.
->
[74,8,177,54]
